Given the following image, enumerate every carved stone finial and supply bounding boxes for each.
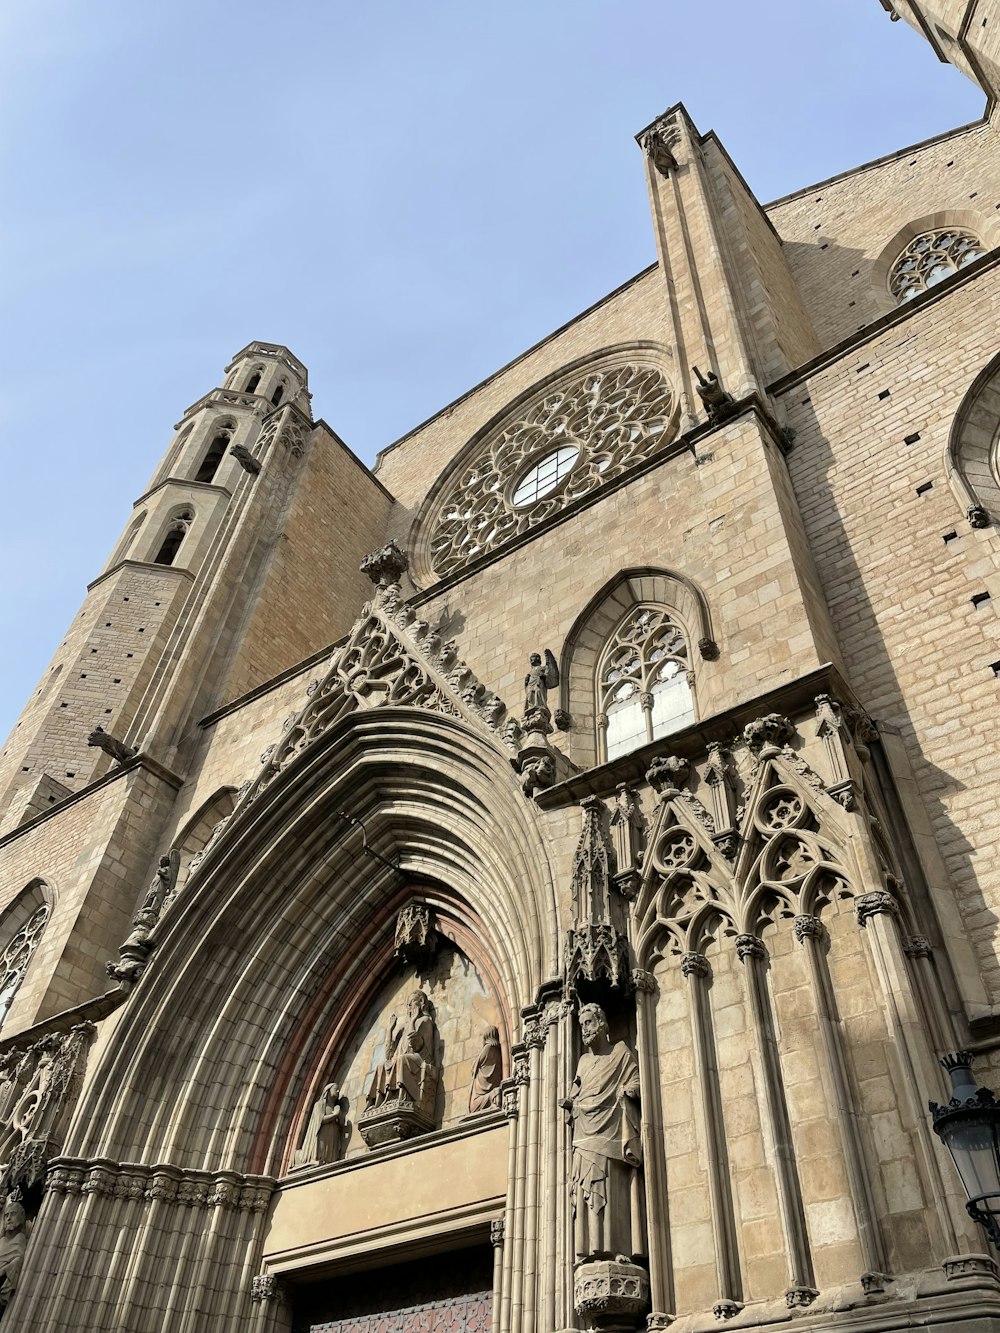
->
[855,890,900,927]
[360,538,408,588]
[393,902,438,967]
[572,797,613,925]
[793,914,825,944]
[742,713,794,755]
[611,783,645,897]
[87,725,137,765]
[693,366,738,424]
[229,443,262,475]
[646,754,690,795]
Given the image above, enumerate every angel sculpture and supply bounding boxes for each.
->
[524,649,559,717]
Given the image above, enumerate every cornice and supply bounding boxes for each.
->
[87,558,195,593]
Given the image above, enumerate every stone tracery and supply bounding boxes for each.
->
[425,358,677,577]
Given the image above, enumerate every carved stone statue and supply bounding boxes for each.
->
[692,365,737,424]
[86,725,137,765]
[292,1082,344,1169]
[359,989,440,1147]
[563,1004,645,1264]
[108,849,181,984]
[366,990,436,1110]
[524,649,559,717]
[0,1195,26,1314]
[468,1026,503,1113]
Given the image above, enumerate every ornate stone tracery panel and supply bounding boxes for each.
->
[420,353,677,580]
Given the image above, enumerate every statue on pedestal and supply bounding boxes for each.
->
[524,649,559,720]
[563,1004,645,1264]
[359,989,440,1147]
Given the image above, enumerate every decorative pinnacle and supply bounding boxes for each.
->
[360,538,408,588]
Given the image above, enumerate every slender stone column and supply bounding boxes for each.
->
[500,1077,520,1333]
[540,1010,562,1333]
[855,892,982,1258]
[633,967,675,1324]
[793,913,889,1279]
[681,951,742,1318]
[734,934,816,1308]
[491,1220,506,1333]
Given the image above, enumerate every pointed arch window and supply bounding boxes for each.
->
[194,430,231,484]
[154,508,193,566]
[597,605,694,762]
[0,888,50,1029]
[244,368,262,394]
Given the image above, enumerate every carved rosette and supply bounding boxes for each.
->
[575,1259,651,1332]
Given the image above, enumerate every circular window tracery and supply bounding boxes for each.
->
[425,359,676,578]
[888,229,985,304]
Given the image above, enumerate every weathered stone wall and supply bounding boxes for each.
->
[766,111,998,350]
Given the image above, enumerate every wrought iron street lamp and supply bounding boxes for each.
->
[929,1051,1000,1247]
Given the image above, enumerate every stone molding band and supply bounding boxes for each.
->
[46,1156,277,1211]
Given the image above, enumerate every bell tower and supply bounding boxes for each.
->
[0,343,314,831]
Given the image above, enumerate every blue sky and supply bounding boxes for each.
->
[0,1,984,743]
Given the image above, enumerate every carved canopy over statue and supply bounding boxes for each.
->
[563,1004,646,1264]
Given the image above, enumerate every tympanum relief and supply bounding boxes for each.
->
[303,940,505,1164]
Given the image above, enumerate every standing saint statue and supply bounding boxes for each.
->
[524,649,559,717]
[468,1025,503,1113]
[292,1082,344,1168]
[0,1195,27,1315]
[563,1003,645,1263]
[365,989,438,1114]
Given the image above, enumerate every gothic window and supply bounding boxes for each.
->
[271,382,285,407]
[597,605,694,762]
[194,431,231,483]
[244,368,262,394]
[419,354,677,580]
[154,509,194,566]
[888,229,985,303]
[0,886,50,1029]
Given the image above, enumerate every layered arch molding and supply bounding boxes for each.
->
[559,566,717,769]
[946,349,1000,529]
[67,708,558,1174]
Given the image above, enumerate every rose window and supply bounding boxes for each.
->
[888,229,985,304]
[598,605,694,762]
[0,903,49,1027]
[426,359,676,577]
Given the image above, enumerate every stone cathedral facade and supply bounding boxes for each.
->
[1,4,1000,1330]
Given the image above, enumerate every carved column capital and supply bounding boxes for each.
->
[680,951,710,979]
[784,1286,819,1309]
[646,1314,674,1332]
[490,1218,505,1248]
[855,890,900,927]
[632,968,658,994]
[734,934,766,963]
[793,914,825,944]
[501,1082,520,1119]
[251,1274,288,1305]
[904,934,933,959]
